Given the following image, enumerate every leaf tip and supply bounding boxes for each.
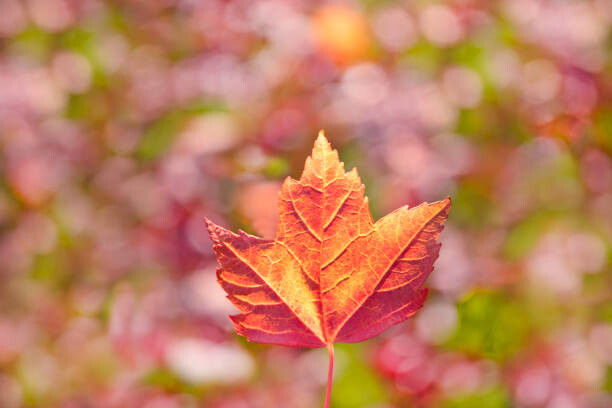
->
[315,129,331,148]
[204,218,231,245]
[442,196,452,212]
[432,196,452,212]
[204,217,216,236]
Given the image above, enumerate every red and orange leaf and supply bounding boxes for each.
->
[206,132,450,348]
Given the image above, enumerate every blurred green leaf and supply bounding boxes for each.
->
[402,40,444,73]
[455,109,486,137]
[60,27,108,87]
[502,211,556,260]
[136,111,185,160]
[599,302,612,324]
[604,366,612,392]
[60,27,94,55]
[263,157,289,178]
[65,93,110,121]
[497,18,519,46]
[136,102,226,160]
[445,291,530,361]
[450,43,484,70]
[441,386,510,408]
[11,25,53,60]
[449,182,493,227]
[331,344,388,408]
[30,253,69,289]
[338,142,384,220]
[144,368,204,396]
[593,107,612,153]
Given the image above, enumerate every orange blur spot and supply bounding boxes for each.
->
[538,115,588,141]
[313,5,371,65]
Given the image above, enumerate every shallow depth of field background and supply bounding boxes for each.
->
[1,0,612,407]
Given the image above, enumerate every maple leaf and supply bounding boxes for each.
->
[206,131,450,407]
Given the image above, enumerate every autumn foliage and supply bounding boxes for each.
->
[206,132,450,404]
[4,0,612,406]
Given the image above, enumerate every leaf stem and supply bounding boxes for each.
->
[324,343,334,408]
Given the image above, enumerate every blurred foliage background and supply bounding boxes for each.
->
[0,0,611,407]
